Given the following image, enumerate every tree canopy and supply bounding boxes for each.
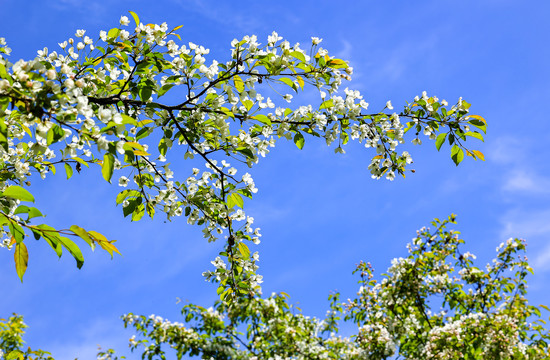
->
[1,12,547,360]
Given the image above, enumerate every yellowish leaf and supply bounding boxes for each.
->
[233,75,245,93]
[123,141,145,151]
[296,75,304,90]
[466,115,486,123]
[14,242,28,282]
[472,149,485,161]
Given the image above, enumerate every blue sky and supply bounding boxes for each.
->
[1,0,550,358]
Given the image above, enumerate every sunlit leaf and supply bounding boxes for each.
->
[128,11,140,27]
[296,76,304,90]
[70,225,93,247]
[435,133,447,151]
[227,193,244,209]
[237,242,250,259]
[326,59,348,69]
[465,131,484,141]
[290,51,306,63]
[102,153,115,183]
[319,99,333,109]
[64,163,73,179]
[6,349,24,360]
[294,132,305,150]
[14,242,28,282]
[451,144,464,166]
[58,236,84,269]
[2,186,34,202]
[471,149,485,161]
[233,75,245,93]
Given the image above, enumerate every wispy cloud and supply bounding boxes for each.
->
[502,169,550,194]
[336,40,353,62]
[168,0,266,34]
[487,136,550,195]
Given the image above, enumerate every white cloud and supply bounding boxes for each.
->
[337,40,353,62]
[487,136,550,195]
[502,169,550,194]
[533,245,550,272]
[487,136,527,165]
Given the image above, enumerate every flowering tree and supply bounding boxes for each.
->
[3,12,542,360]
[0,12,485,295]
[116,216,550,359]
[4,216,550,359]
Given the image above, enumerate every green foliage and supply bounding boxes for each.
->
[0,315,53,360]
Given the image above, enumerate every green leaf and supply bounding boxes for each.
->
[146,202,155,219]
[242,99,254,111]
[123,197,142,217]
[65,163,73,179]
[131,203,145,221]
[0,63,9,79]
[121,114,138,126]
[7,349,24,360]
[8,221,25,244]
[465,131,484,141]
[14,242,28,282]
[128,11,140,27]
[294,132,305,150]
[2,185,35,202]
[46,124,65,145]
[72,156,89,168]
[227,193,244,209]
[435,133,446,151]
[451,144,464,166]
[13,205,30,216]
[319,99,334,109]
[116,189,141,204]
[27,207,43,219]
[36,224,63,257]
[233,75,245,93]
[467,119,487,134]
[290,51,306,63]
[70,225,93,247]
[158,138,168,156]
[139,86,153,102]
[279,77,297,92]
[0,118,8,151]
[102,153,115,183]
[237,242,250,259]
[107,28,120,39]
[236,147,254,159]
[58,236,84,269]
[253,114,271,125]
